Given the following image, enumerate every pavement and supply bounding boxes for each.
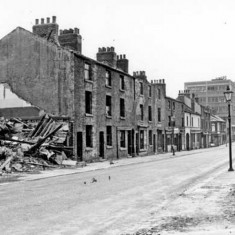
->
[18,145,227,182]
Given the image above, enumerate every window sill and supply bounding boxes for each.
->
[85,147,93,151]
[120,117,126,120]
[140,94,144,97]
[119,88,125,92]
[85,113,93,117]
[105,85,112,89]
[85,79,93,83]
[139,149,147,152]
[106,145,113,149]
[148,120,153,123]
[120,147,127,151]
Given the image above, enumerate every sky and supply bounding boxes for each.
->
[1,0,235,98]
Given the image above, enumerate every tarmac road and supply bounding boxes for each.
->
[0,145,233,235]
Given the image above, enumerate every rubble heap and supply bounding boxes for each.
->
[0,114,76,175]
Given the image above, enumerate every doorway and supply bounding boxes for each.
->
[77,132,83,161]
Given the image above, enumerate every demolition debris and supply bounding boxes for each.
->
[0,114,77,175]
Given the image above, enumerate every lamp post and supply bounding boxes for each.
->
[224,86,234,172]
[171,115,175,155]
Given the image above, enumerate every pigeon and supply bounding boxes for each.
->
[91,177,97,183]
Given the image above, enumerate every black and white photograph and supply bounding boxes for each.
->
[1,0,235,234]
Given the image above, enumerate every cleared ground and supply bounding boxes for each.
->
[0,145,234,235]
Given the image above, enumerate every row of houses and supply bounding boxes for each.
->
[0,16,228,162]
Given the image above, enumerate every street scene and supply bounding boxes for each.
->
[1,0,235,234]
[0,145,235,235]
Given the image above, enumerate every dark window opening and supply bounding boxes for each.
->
[158,108,161,122]
[85,91,92,114]
[120,98,125,118]
[106,70,112,87]
[158,88,161,99]
[106,95,112,116]
[148,86,152,97]
[84,63,92,80]
[120,75,125,90]
[106,126,112,146]
[148,106,152,121]
[140,104,144,121]
[86,125,93,147]
[140,82,143,95]
[149,130,152,145]
[140,130,145,149]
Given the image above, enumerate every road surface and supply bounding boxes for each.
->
[0,145,233,235]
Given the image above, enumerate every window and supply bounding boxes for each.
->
[120,75,125,90]
[148,86,152,97]
[85,91,92,114]
[149,130,152,145]
[172,102,175,110]
[140,104,144,121]
[158,108,161,122]
[140,130,145,149]
[168,116,171,126]
[158,88,161,99]
[106,126,112,146]
[84,63,91,80]
[120,130,126,148]
[86,125,93,147]
[168,100,171,109]
[120,98,125,118]
[187,116,189,126]
[148,106,152,121]
[140,82,143,95]
[191,117,193,126]
[106,70,111,87]
[106,95,112,116]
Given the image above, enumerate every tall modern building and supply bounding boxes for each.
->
[184,76,235,124]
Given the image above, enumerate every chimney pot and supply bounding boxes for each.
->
[41,18,44,24]
[74,28,79,34]
[47,17,50,24]
[110,46,114,51]
[120,55,122,59]
[35,19,39,25]
[123,54,126,59]
[102,47,106,52]
[52,16,56,23]
[163,79,165,83]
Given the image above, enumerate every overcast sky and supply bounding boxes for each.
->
[1,0,235,98]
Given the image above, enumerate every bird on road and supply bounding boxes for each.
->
[91,177,97,183]
[84,181,86,185]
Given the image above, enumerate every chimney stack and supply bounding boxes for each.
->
[96,47,117,68]
[58,27,82,53]
[117,54,129,73]
[32,16,59,45]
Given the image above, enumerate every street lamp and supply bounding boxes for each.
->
[171,115,175,155]
[224,86,234,171]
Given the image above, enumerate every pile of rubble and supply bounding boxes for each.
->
[0,114,76,175]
